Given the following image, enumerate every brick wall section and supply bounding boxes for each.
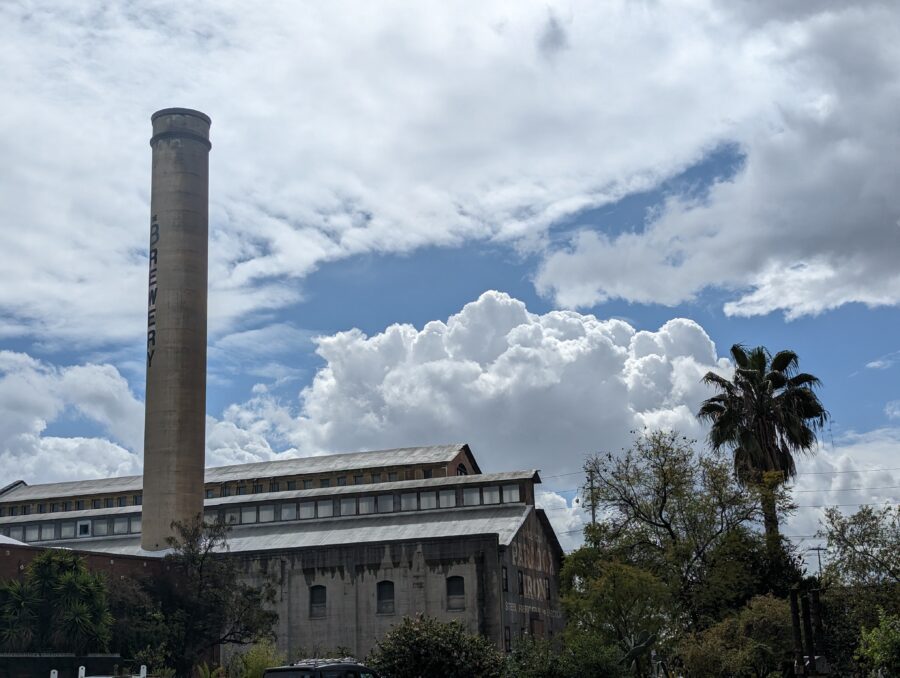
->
[0,542,162,581]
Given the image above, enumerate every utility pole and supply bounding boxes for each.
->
[587,467,597,527]
[809,546,827,576]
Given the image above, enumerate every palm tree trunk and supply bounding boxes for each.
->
[759,480,781,556]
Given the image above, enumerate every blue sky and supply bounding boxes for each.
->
[1,1,899,554]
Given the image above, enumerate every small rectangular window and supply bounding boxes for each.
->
[205,489,215,499]
[51,503,60,513]
[93,519,108,536]
[133,494,142,505]
[9,507,17,516]
[9,527,23,541]
[252,484,263,494]
[518,570,524,595]
[483,486,501,505]
[241,506,257,524]
[317,500,333,518]
[130,517,141,533]
[503,485,521,503]
[354,474,364,485]
[463,488,481,506]
[60,523,75,538]
[502,566,508,592]
[63,501,72,511]
[419,492,437,510]
[105,498,114,508]
[37,504,45,514]
[286,480,296,491]
[259,505,275,523]
[77,520,91,537]
[25,525,39,542]
[74,501,83,511]
[113,517,129,535]
[505,627,511,653]
[225,509,240,525]
[337,476,347,486]
[204,511,219,525]
[377,495,394,513]
[281,503,297,520]
[358,496,376,514]
[269,482,280,492]
[440,490,457,508]
[320,479,331,488]
[400,493,418,511]
[371,473,382,483]
[309,586,326,618]
[299,502,315,519]
[303,479,314,490]
[117,497,126,507]
[40,523,55,541]
[92,499,101,509]
[424,468,433,479]
[544,577,550,600]
[236,486,246,496]
[340,498,357,516]
[222,485,232,497]
[388,472,398,482]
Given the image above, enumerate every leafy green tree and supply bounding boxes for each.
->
[503,634,623,678]
[821,505,900,585]
[678,595,793,678]
[107,516,278,676]
[856,608,900,676]
[562,561,668,674]
[226,639,285,678]
[0,549,112,654]
[581,430,788,630]
[367,615,504,678]
[698,344,828,547]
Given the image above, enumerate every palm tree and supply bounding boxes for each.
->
[698,344,828,546]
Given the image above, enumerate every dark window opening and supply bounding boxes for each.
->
[544,577,550,600]
[286,480,296,491]
[205,489,214,499]
[387,472,398,482]
[337,476,347,486]
[518,570,524,596]
[117,497,126,507]
[371,473,382,483]
[309,585,326,618]
[133,494,142,506]
[320,479,331,488]
[104,498,114,508]
[456,464,468,476]
[377,580,395,614]
[353,474,364,485]
[423,468,433,479]
[92,499,101,509]
[502,566,508,592]
[504,627,511,653]
[252,483,263,494]
[269,482,280,492]
[447,576,465,611]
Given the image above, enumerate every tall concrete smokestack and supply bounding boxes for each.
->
[142,108,211,551]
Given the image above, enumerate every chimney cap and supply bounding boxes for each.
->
[151,108,211,125]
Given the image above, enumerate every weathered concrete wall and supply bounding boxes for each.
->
[142,108,211,551]
[231,536,503,661]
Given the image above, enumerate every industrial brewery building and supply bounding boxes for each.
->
[0,443,564,658]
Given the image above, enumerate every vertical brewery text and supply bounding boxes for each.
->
[147,215,159,368]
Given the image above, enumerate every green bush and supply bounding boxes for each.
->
[226,639,285,678]
[857,609,900,676]
[367,615,504,678]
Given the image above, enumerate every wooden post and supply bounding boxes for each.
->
[801,593,817,674]
[790,589,806,676]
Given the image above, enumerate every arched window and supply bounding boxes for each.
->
[377,580,395,614]
[447,576,465,611]
[456,464,468,476]
[309,585,326,618]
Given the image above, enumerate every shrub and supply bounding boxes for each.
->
[367,615,504,678]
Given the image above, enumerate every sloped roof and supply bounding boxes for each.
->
[0,444,477,503]
[40,504,534,557]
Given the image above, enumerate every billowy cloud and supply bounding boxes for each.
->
[1,1,898,351]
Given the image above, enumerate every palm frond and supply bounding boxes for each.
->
[770,350,799,374]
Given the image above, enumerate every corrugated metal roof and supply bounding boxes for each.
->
[0,444,471,502]
[40,505,533,557]
[0,470,539,525]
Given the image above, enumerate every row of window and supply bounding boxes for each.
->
[2,464,472,517]
[4,515,142,543]
[205,464,467,499]
[0,494,142,518]
[308,576,466,619]
[209,484,522,526]
[501,565,551,599]
[1,484,522,543]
